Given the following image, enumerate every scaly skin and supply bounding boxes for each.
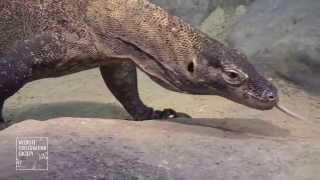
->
[0,0,278,123]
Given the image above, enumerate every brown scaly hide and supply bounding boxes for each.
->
[0,0,221,79]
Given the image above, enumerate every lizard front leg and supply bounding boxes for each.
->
[100,61,191,121]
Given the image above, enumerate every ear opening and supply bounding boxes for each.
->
[187,61,194,73]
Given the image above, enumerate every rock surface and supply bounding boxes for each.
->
[1,68,319,179]
[228,0,320,93]
[151,0,252,26]
[200,4,248,43]
[150,0,218,25]
[1,117,320,180]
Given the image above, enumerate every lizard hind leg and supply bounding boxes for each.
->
[100,61,191,121]
[0,101,5,123]
[0,29,98,124]
[0,101,9,130]
[0,44,33,125]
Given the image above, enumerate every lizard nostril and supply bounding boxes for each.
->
[267,92,276,101]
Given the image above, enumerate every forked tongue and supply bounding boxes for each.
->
[275,103,306,120]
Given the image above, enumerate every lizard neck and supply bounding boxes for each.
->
[86,0,224,92]
[87,0,207,63]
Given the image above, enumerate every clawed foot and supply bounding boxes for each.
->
[132,108,191,121]
[152,108,191,119]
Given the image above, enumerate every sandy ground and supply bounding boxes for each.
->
[0,69,319,179]
[3,69,320,138]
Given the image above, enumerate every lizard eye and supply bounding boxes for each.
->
[227,71,239,79]
[223,69,248,86]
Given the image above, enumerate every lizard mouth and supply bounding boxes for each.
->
[244,92,278,110]
[148,74,183,92]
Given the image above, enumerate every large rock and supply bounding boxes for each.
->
[151,0,252,26]
[150,0,218,25]
[200,4,248,43]
[0,117,320,179]
[228,0,320,93]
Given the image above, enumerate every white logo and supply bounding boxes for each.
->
[16,137,48,171]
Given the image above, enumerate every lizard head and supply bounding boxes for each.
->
[146,42,278,110]
[142,39,278,110]
[179,42,278,110]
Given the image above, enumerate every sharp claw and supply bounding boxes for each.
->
[142,108,191,120]
[176,112,191,118]
[168,114,176,118]
[161,109,177,119]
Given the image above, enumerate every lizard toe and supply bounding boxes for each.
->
[131,108,192,120]
[175,112,192,118]
[157,108,192,119]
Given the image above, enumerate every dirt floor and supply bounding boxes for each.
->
[0,69,319,179]
[3,69,320,138]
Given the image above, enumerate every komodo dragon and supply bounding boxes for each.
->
[0,0,278,124]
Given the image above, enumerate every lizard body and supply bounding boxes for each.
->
[0,0,278,123]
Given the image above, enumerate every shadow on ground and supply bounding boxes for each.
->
[6,101,131,122]
[165,118,290,138]
[3,101,290,138]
